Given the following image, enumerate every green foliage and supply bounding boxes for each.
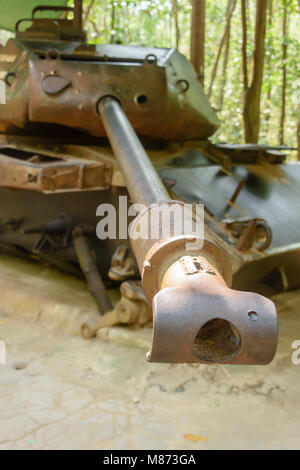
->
[80,0,299,147]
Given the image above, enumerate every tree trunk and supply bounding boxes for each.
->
[297,116,300,161]
[208,0,237,98]
[218,20,231,110]
[279,1,288,145]
[264,0,273,138]
[243,0,268,143]
[83,0,96,26]
[190,0,206,86]
[172,0,180,49]
[241,0,248,92]
[297,0,300,157]
[110,0,116,43]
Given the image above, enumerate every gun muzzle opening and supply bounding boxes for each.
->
[193,319,241,363]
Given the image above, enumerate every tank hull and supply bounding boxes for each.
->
[0,136,298,296]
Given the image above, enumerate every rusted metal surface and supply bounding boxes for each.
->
[0,145,110,192]
[25,213,73,253]
[149,258,278,364]
[0,8,219,140]
[73,225,113,315]
[224,217,272,252]
[81,280,152,339]
[148,250,277,365]
[158,156,300,251]
[213,143,298,163]
[15,0,85,42]
[41,75,71,95]
[99,97,169,206]
[98,97,278,364]
[131,210,232,302]
[108,245,137,281]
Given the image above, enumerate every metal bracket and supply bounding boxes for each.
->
[25,214,73,253]
[224,217,272,252]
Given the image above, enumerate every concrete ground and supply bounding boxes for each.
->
[0,254,299,450]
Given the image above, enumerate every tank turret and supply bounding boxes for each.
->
[0,0,219,140]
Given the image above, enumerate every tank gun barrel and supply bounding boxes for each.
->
[98,96,278,365]
[98,97,168,206]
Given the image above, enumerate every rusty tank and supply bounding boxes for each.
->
[0,0,299,365]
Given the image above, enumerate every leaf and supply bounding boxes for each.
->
[184,433,207,443]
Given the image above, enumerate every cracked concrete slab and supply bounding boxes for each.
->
[0,254,300,449]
